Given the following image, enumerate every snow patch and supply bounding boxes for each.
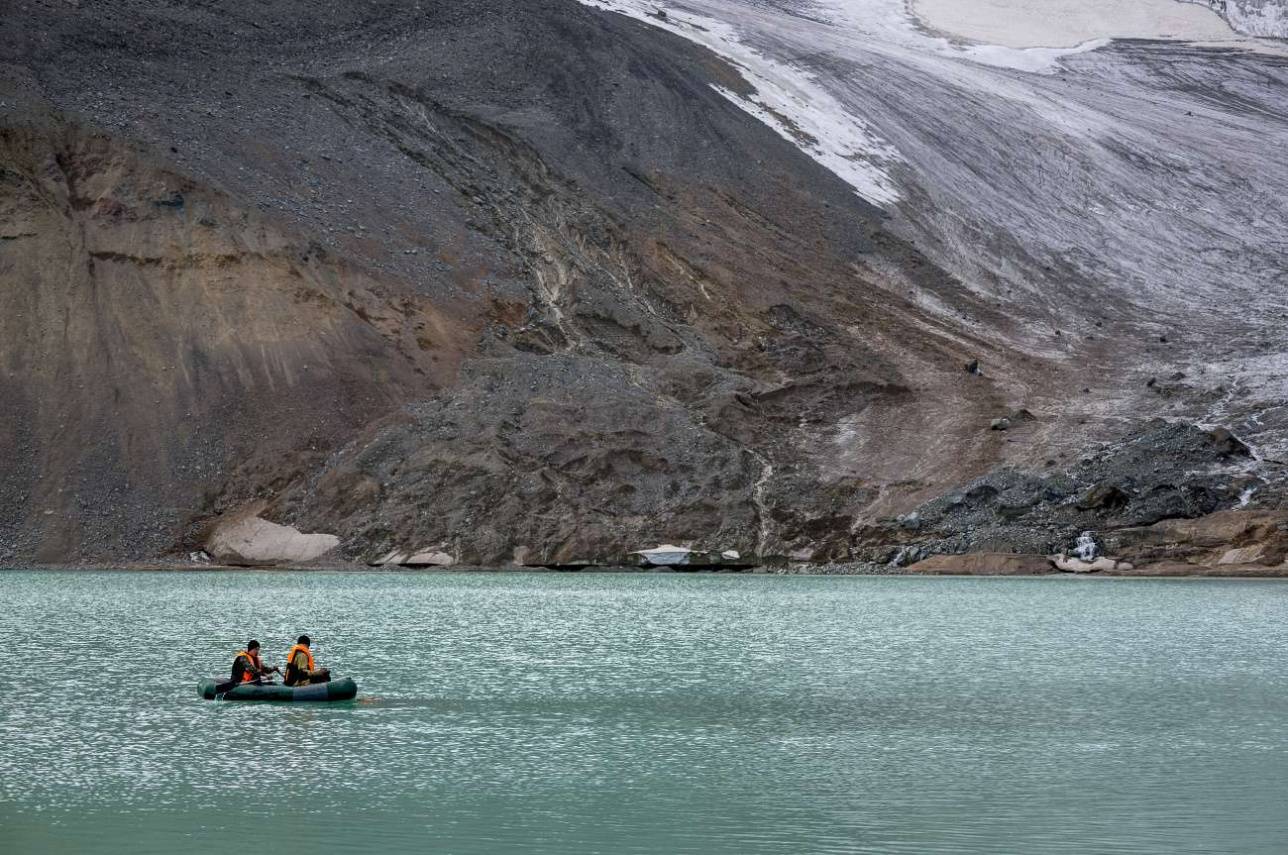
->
[631,543,695,565]
[710,84,901,205]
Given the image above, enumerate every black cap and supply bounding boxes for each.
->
[297,634,310,646]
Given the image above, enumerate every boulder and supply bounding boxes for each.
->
[1207,427,1251,458]
[404,549,457,567]
[1217,544,1267,565]
[206,507,339,566]
[370,548,457,567]
[897,512,922,531]
[906,552,1055,575]
[1076,482,1130,511]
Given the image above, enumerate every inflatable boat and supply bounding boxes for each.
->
[198,676,358,702]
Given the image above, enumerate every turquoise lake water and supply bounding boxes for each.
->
[2,571,1287,854]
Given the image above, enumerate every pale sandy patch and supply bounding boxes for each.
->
[911,0,1236,47]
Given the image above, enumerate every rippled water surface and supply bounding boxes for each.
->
[3,572,1288,854]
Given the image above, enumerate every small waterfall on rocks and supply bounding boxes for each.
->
[1074,531,1098,562]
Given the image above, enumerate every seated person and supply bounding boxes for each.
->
[283,635,330,686]
[231,640,279,684]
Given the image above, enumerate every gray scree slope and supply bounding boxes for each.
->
[1,0,1286,569]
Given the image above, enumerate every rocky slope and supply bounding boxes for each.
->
[2,0,1286,571]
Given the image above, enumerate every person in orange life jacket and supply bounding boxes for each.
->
[230,640,280,684]
[283,635,331,686]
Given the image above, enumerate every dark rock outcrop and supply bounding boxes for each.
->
[853,421,1266,563]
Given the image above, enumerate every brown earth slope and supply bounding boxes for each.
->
[0,119,471,560]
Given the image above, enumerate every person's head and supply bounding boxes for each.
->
[247,640,260,652]
[297,635,311,647]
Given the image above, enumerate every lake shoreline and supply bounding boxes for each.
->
[6,561,1288,580]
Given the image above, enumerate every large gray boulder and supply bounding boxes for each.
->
[206,505,339,566]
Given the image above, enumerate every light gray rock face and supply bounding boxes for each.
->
[371,549,457,567]
[1180,0,1288,37]
[206,509,339,566]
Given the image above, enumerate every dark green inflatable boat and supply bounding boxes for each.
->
[198,677,358,702]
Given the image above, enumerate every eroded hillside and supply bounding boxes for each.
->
[2,0,1286,570]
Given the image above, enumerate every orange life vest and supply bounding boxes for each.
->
[286,644,315,672]
[234,650,262,683]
